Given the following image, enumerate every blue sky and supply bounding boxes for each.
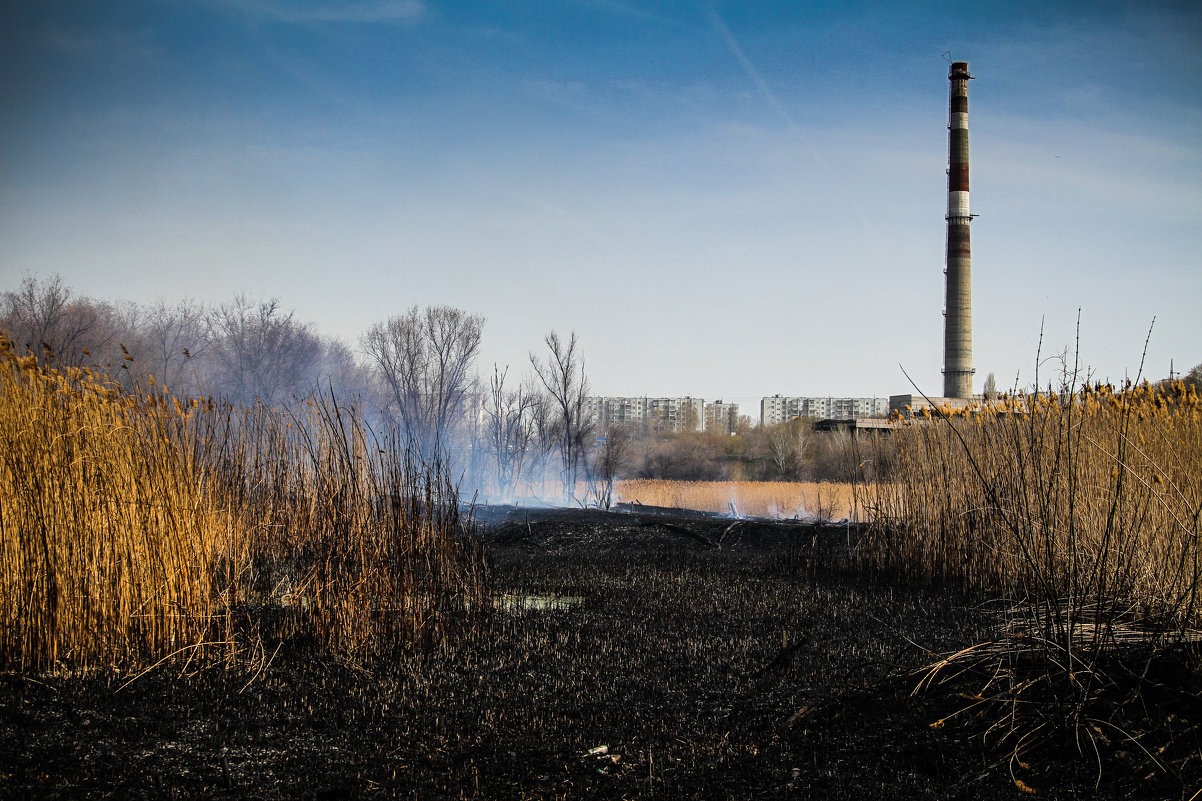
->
[2,1,1199,408]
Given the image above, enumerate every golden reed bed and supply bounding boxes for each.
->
[612,479,859,521]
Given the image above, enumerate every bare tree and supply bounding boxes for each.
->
[360,306,484,460]
[983,372,998,401]
[133,298,213,395]
[0,273,122,367]
[767,419,808,480]
[480,365,539,499]
[207,295,322,406]
[592,424,630,509]
[1184,363,1202,392]
[529,331,593,502]
[520,391,558,499]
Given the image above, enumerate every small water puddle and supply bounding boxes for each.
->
[495,593,585,613]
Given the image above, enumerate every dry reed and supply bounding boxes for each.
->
[860,370,1202,777]
[0,338,231,670]
[861,379,1201,636]
[0,334,485,672]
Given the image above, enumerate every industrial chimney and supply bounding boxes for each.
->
[943,61,974,399]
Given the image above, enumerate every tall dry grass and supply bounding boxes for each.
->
[0,335,485,672]
[0,339,232,670]
[614,479,859,521]
[198,395,486,657]
[860,380,1201,636]
[859,373,1202,774]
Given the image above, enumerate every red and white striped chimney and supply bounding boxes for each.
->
[943,61,974,399]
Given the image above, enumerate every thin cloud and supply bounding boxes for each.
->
[217,0,426,24]
[703,5,875,241]
[45,27,160,61]
[704,6,797,132]
[573,0,691,30]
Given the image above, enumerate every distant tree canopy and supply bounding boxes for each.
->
[1,273,121,369]
[0,273,535,496]
[1185,362,1202,391]
[0,274,358,404]
[207,295,323,406]
[360,305,485,460]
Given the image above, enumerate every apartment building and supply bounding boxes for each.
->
[585,396,706,432]
[760,395,889,427]
[704,400,740,435]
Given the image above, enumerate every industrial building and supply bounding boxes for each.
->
[886,61,982,411]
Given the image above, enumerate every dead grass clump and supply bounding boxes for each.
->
[198,395,487,658]
[863,378,1201,634]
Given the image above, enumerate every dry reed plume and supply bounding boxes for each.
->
[0,334,485,672]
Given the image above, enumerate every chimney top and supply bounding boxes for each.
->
[949,62,973,80]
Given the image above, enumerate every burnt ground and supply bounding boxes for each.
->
[2,504,1199,800]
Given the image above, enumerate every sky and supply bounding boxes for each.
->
[2,0,1199,412]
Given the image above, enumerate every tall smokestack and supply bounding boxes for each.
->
[943,61,974,399]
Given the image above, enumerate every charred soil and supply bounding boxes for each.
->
[2,505,1197,799]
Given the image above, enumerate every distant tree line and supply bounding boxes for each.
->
[0,273,590,502]
[0,274,368,406]
[598,415,897,485]
[5,272,1196,501]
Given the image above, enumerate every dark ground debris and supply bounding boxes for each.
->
[2,505,1198,799]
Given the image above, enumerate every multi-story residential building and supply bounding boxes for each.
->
[759,395,789,428]
[582,397,604,427]
[583,396,649,427]
[588,394,886,431]
[585,396,706,432]
[649,397,705,432]
[704,400,740,435]
[760,395,889,426]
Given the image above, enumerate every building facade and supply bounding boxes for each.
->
[704,400,740,435]
[760,395,890,427]
[585,396,707,433]
[888,394,981,418]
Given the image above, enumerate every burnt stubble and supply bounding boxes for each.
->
[0,506,1193,799]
